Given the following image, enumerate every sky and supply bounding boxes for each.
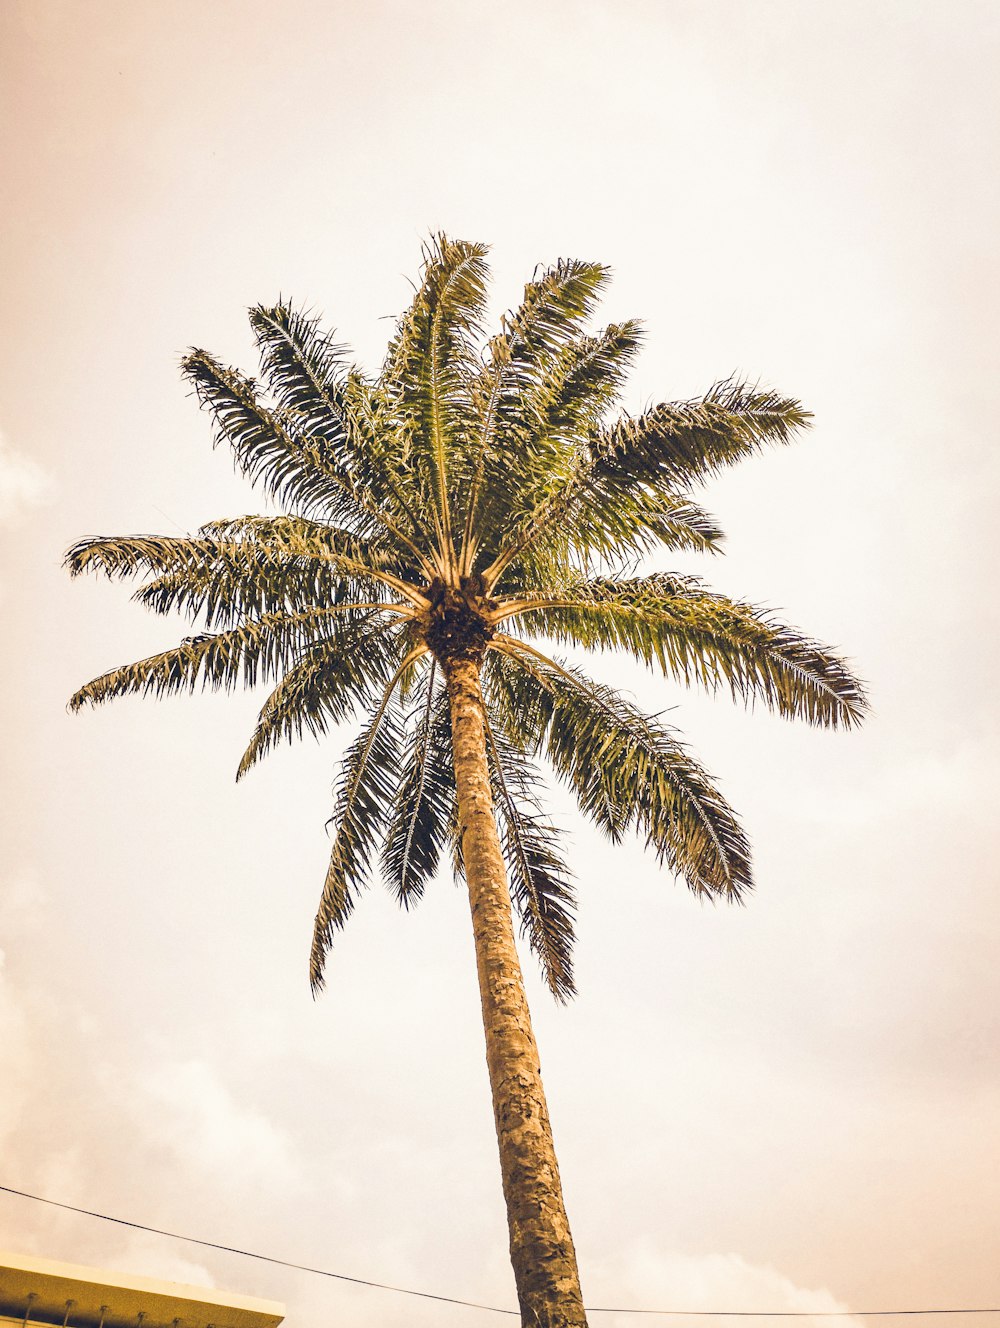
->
[1,2,998,1325]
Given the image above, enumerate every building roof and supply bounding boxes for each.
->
[0,1252,284,1328]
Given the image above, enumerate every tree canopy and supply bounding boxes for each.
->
[68,236,867,1003]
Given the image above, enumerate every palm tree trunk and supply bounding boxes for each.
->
[444,653,588,1328]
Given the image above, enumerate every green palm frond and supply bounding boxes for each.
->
[566,490,725,563]
[491,491,725,598]
[593,378,811,491]
[66,531,230,581]
[133,560,392,630]
[197,515,426,601]
[310,679,407,992]
[248,302,351,444]
[247,304,434,564]
[483,379,808,587]
[69,605,387,712]
[236,626,416,778]
[129,531,413,630]
[500,574,868,728]
[486,640,753,900]
[382,665,458,907]
[471,321,643,571]
[545,322,643,437]
[182,348,375,527]
[381,235,491,571]
[458,259,611,572]
[65,519,417,600]
[483,715,576,1001]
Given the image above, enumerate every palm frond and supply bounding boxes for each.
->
[247,304,434,568]
[500,574,868,728]
[472,321,643,569]
[491,491,725,598]
[593,378,811,491]
[248,301,351,443]
[65,518,418,601]
[382,664,458,907]
[545,321,643,436]
[570,490,724,563]
[486,640,753,900]
[310,678,407,992]
[182,348,377,527]
[130,538,411,630]
[381,235,491,572]
[69,605,386,712]
[133,562,396,630]
[483,714,576,1001]
[66,531,226,582]
[196,515,427,602]
[482,379,808,588]
[236,626,415,777]
[458,260,612,572]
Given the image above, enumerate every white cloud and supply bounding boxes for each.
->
[0,430,51,523]
[141,1059,298,1185]
[109,1236,216,1290]
[0,881,298,1267]
[585,1244,864,1328]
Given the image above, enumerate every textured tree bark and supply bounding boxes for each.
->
[444,653,588,1328]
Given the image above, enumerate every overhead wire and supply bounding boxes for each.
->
[0,1186,510,1317]
[2,1185,997,1319]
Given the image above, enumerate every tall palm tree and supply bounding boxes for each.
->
[67,237,867,1328]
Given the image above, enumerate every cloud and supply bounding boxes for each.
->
[140,1058,298,1186]
[0,872,300,1275]
[0,430,51,523]
[105,1236,216,1290]
[584,1243,865,1328]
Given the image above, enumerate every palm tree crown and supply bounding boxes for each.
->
[67,236,867,1002]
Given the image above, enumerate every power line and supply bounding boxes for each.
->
[2,1185,997,1319]
[0,1185,512,1317]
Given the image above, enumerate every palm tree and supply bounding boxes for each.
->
[67,236,867,1328]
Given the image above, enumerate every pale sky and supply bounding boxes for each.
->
[1,3,998,1326]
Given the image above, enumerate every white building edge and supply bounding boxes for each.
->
[0,1252,284,1328]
